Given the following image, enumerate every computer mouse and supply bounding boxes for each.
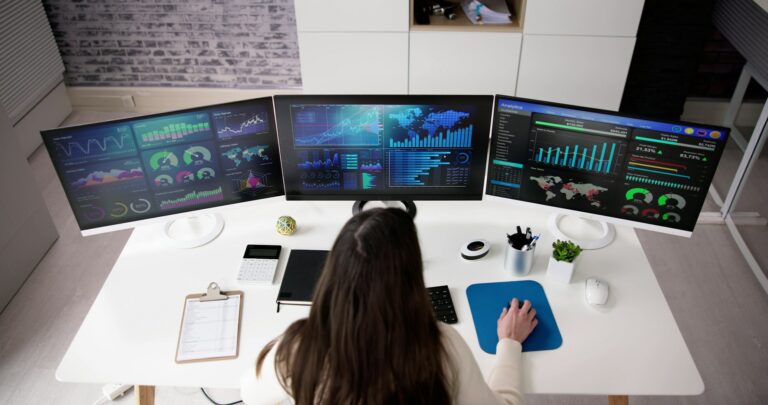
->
[585,277,609,306]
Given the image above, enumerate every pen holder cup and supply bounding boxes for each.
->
[504,244,536,277]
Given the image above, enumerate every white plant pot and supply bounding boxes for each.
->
[547,256,576,284]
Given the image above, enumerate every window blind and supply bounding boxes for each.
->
[713,0,768,82]
[0,0,65,124]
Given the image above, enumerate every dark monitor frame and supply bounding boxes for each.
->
[274,94,494,201]
[41,96,284,233]
[486,94,731,235]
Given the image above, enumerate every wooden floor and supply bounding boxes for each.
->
[1,110,767,404]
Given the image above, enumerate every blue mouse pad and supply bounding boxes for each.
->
[466,280,562,354]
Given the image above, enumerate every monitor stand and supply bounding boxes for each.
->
[548,213,615,250]
[352,200,417,218]
[162,213,225,249]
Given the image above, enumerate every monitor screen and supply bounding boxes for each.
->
[274,95,493,201]
[486,96,729,234]
[42,97,284,232]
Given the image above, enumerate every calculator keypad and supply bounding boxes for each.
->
[237,258,279,284]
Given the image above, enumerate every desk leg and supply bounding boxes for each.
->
[609,395,628,405]
[135,385,155,405]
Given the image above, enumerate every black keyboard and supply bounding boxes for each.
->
[427,285,458,324]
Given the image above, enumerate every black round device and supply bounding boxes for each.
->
[461,239,490,260]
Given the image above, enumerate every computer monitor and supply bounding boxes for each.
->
[42,96,284,243]
[273,95,493,214]
[486,95,729,245]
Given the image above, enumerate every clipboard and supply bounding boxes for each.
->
[175,282,244,364]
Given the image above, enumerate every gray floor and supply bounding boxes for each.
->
[1,110,767,404]
[714,119,768,271]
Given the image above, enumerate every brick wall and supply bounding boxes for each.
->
[42,0,302,88]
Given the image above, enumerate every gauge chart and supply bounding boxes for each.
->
[197,167,216,180]
[175,170,195,184]
[625,187,653,204]
[662,212,681,223]
[621,205,639,215]
[183,145,212,165]
[148,151,179,171]
[658,193,686,209]
[154,174,174,187]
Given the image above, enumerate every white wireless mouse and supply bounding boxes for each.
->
[585,277,609,306]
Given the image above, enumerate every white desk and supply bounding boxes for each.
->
[57,199,703,404]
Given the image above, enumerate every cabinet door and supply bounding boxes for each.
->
[516,35,636,111]
[294,0,409,32]
[409,32,522,95]
[0,109,57,311]
[524,0,644,37]
[298,32,408,94]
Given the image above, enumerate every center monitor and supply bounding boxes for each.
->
[485,95,729,242]
[274,95,493,205]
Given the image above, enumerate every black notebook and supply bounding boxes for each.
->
[276,249,329,312]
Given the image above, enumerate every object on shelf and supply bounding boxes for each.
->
[415,0,458,24]
[461,0,513,25]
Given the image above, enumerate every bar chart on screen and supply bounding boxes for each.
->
[388,125,473,148]
[133,113,213,149]
[530,140,625,176]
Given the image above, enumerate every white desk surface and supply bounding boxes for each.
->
[56,198,703,396]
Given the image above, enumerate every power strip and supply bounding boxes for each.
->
[92,384,132,405]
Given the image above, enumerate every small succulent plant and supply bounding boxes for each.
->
[551,240,582,263]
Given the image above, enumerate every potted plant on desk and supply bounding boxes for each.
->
[547,240,582,284]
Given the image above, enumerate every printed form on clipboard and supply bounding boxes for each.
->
[175,282,244,363]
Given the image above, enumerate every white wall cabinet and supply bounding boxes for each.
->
[298,33,409,94]
[294,0,409,94]
[516,35,637,111]
[295,0,644,108]
[523,0,644,37]
[409,32,522,95]
[0,109,57,311]
[293,0,409,32]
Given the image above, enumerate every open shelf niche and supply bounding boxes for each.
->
[410,0,526,32]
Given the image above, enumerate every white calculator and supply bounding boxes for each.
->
[237,245,282,284]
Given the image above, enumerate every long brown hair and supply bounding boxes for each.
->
[257,208,453,404]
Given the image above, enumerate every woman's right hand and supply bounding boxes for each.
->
[497,298,538,343]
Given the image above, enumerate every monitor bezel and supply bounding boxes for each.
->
[273,94,494,201]
[40,96,285,235]
[485,94,730,237]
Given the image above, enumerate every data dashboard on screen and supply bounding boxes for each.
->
[274,95,493,200]
[42,97,284,231]
[486,96,729,232]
